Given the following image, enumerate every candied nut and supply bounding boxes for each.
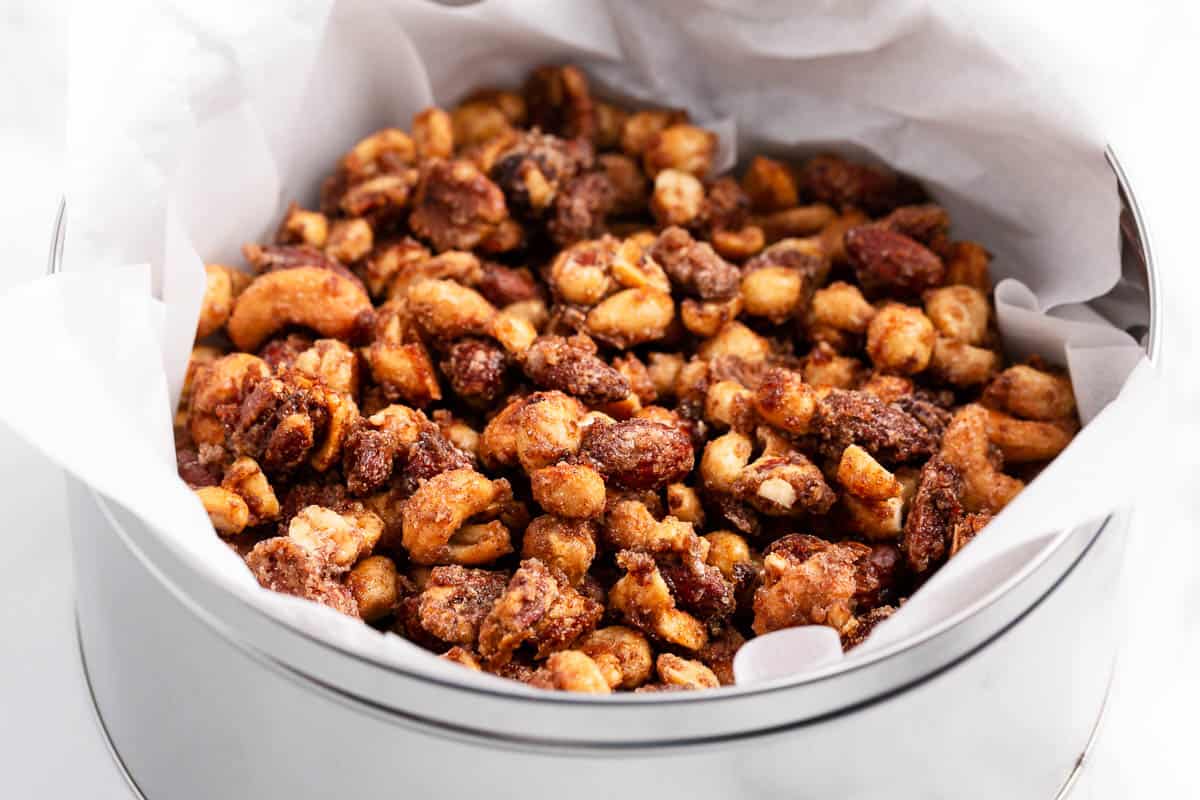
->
[611,353,657,405]
[489,310,539,355]
[901,457,964,573]
[643,124,716,178]
[227,266,372,352]
[490,130,592,216]
[451,102,513,149]
[666,483,705,525]
[402,469,513,565]
[809,281,876,335]
[598,153,648,215]
[521,335,630,403]
[514,391,588,471]
[837,444,902,501]
[189,353,271,446]
[478,558,604,666]
[820,208,871,264]
[531,463,606,519]
[650,226,740,301]
[699,323,771,366]
[407,278,497,339]
[549,236,616,305]
[245,537,357,616]
[348,555,399,622]
[477,395,530,469]
[650,168,704,227]
[944,240,992,291]
[580,418,693,490]
[462,88,527,125]
[813,389,936,465]
[842,493,904,540]
[680,295,743,338]
[363,238,430,299]
[982,364,1076,421]
[703,530,751,583]
[984,408,1074,463]
[949,512,992,557]
[752,535,873,634]
[386,250,484,302]
[325,218,373,264]
[479,263,542,308]
[288,504,382,569]
[734,450,836,516]
[341,127,416,179]
[418,565,508,644]
[647,353,684,400]
[742,155,798,212]
[222,456,280,524]
[592,100,629,150]
[929,337,998,387]
[292,339,359,396]
[756,205,837,244]
[923,285,990,345]
[197,264,242,340]
[602,499,696,556]
[704,379,756,432]
[700,430,753,493]
[740,265,805,323]
[409,159,508,252]
[609,550,708,650]
[940,405,1024,514]
[579,626,653,690]
[803,343,866,389]
[432,410,481,459]
[656,653,719,690]
[878,203,951,246]
[441,337,509,406]
[860,373,913,404]
[530,650,611,694]
[549,172,615,246]
[586,287,675,347]
[340,170,420,220]
[195,486,250,536]
[621,109,689,156]
[523,64,594,140]
[413,107,454,160]
[222,372,332,475]
[442,646,482,671]
[710,225,765,261]
[798,153,924,215]
[847,227,945,298]
[699,177,750,232]
[866,303,935,375]
[276,203,329,248]
[521,516,598,586]
[754,367,817,435]
[363,304,441,408]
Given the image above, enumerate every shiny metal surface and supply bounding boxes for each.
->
[64,148,1158,797]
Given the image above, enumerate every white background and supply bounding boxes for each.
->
[1,1,1197,797]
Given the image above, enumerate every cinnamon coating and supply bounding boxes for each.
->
[181,62,1080,693]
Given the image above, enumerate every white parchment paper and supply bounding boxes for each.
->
[0,0,1165,689]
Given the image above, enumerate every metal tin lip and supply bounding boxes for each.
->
[65,144,1158,712]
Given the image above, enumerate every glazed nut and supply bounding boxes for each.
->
[195,486,250,536]
[523,64,595,139]
[530,463,606,519]
[407,278,497,339]
[521,516,598,586]
[441,646,483,671]
[836,444,902,501]
[866,303,935,375]
[703,531,751,582]
[710,225,765,261]
[943,241,992,292]
[609,550,708,651]
[501,299,549,331]
[620,108,689,157]
[289,505,383,569]
[409,159,508,253]
[293,338,360,396]
[984,408,1074,463]
[809,281,876,334]
[339,171,419,218]
[586,288,675,348]
[418,565,508,645]
[342,128,415,177]
[401,469,513,565]
[846,226,945,296]
[651,168,704,226]
[277,204,329,248]
[700,430,753,493]
[451,102,513,148]
[656,653,720,690]
[549,237,616,305]
[752,537,870,634]
[222,456,281,524]
[643,124,717,178]
[842,493,904,540]
[923,285,990,345]
[347,555,399,622]
[579,626,653,690]
[704,379,756,432]
[820,209,871,264]
[734,450,836,517]
[413,107,455,159]
[197,264,242,340]
[532,651,611,694]
[514,391,588,471]
[188,352,271,446]
[741,155,798,212]
[929,337,998,387]
[697,321,771,364]
[754,368,817,435]
[982,364,1076,421]
[227,266,372,352]
[647,352,685,399]
[681,296,743,338]
[325,218,373,264]
[803,344,865,389]
[740,265,805,323]
[757,205,837,244]
[666,483,705,526]
[602,499,696,556]
[940,404,1024,514]
[244,537,357,617]
[386,250,484,301]
[579,418,694,491]
[363,338,441,408]
[490,310,538,355]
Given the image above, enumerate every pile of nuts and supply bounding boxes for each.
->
[176,64,1080,693]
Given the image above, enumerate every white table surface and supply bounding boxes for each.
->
[2,2,1198,797]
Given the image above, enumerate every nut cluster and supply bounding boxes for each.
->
[175,63,1079,693]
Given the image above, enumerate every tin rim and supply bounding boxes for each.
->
[64,145,1158,721]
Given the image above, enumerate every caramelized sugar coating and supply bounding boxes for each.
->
[182,63,1081,693]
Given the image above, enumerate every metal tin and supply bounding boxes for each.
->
[66,149,1159,799]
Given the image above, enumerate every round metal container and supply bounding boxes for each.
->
[66,150,1159,799]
